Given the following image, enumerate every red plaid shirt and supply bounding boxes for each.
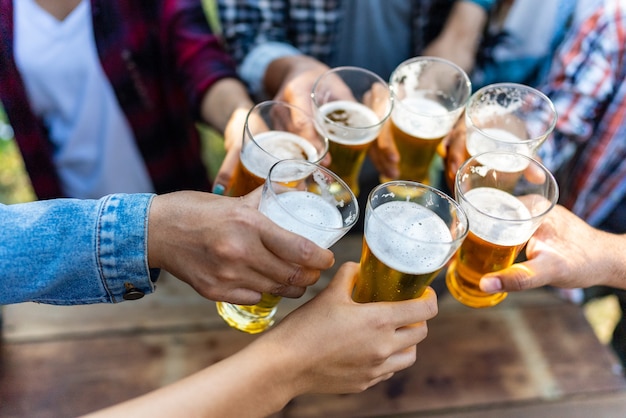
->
[0,0,238,199]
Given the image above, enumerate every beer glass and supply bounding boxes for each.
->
[217,159,359,333]
[386,56,471,185]
[226,100,329,197]
[465,83,557,163]
[445,151,559,308]
[352,181,468,303]
[311,66,393,196]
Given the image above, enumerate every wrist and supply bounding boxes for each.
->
[601,231,626,289]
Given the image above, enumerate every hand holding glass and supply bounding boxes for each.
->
[311,66,393,196]
[352,181,468,303]
[226,100,329,197]
[217,159,359,333]
[445,151,559,308]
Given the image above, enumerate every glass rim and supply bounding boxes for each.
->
[367,180,469,247]
[466,82,558,144]
[243,100,329,164]
[389,55,472,115]
[455,151,559,222]
[311,66,394,132]
[265,159,360,233]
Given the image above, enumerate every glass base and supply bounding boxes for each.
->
[445,260,508,308]
[216,301,277,334]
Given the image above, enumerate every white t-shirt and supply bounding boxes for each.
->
[14,0,154,198]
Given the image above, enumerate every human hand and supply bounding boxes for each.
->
[479,205,626,293]
[261,262,438,396]
[147,190,335,304]
[266,55,331,113]
[86,262,438,418]
[212,106,249,195]
[441,116,468,190]
[367,121,400,180]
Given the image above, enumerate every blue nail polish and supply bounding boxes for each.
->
[213,184,225,195]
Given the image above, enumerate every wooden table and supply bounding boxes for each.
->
[2,235,626,417]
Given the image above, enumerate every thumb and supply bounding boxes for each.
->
[324,262,360,298]
[479,260,551,293]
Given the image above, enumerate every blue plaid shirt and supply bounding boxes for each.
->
[217,0,473,96]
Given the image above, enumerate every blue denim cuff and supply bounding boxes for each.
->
[240,42,303,98]
[97,194,157,303]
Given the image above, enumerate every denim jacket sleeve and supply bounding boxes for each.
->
[0,194,158,305]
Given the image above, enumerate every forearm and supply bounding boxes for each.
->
[595,230,626,290]
[446,1,489,51]
[85,338,301,418]
[427,1,488,73]
[200,77,254,134]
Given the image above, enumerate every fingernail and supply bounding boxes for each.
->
[213,184,225,195]
[480,277,502,293]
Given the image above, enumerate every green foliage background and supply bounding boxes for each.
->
[0,106,35,204]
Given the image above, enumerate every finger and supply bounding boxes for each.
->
[479,260,552,293]
[322,262,360,298]
[260,221,336,273]
[381,346,418,375]
[222,288,263,305]
[384,287,439,328]
[213,147,240,195]
[369,123,399,179]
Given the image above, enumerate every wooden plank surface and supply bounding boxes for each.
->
[2,235,626,417]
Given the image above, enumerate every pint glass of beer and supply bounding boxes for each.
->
[217,159,359,333]
[352,181,468,303]
[445,151,559,308]
[311,66,393,196]
[464,83,557,161]
[226,100,329,197]
[387,57,471,185]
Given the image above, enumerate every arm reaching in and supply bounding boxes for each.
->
[85,262,438,418]
[480,205,626,293]
[148,189,335,304]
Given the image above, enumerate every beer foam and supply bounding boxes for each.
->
[261,191,345,248]
[392,97,451,139]
[366,200,453,274]
[467,128,532,171]
[241,131,321,179]
[463,187,534,246]
[317,100,381,145]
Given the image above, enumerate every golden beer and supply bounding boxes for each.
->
[217,293,282,334]
[218,160,359,334]
[227,130,322,197]
[318,100,381,196]
[446,187,533,308]
[388,97,450,184]
[353,198,459,303]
